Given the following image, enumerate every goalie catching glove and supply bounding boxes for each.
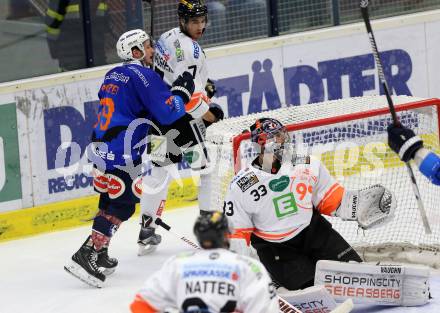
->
[336,184,396,229]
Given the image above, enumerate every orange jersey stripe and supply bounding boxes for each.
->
[317,183,345,215]
[130,295,158,313]
[229,228,255,246]
[254,227,298,241]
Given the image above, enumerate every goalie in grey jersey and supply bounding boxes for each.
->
[225,117,397,291]
[130,212,279,313]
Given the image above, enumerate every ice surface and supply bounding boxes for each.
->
[0,206,438,313]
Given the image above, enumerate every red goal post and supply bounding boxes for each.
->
[231,98,440,174]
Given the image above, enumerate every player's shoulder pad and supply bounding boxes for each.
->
[125,63,154,82]
[155,37,171,58]
[236,254,266,281]
[178,31,203,60]
[160,27,179,42]
[163,28,193,64]
[230,168,259,193]
[103,66,131,84]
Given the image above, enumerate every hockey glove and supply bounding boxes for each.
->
[209,102,224,121]
[171,71,195,104]
[202,103,224,127]
[337,185,396,229]
[387,124,423,162]
[205,78,217,99]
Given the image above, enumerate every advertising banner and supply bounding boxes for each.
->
[209,23,436,118]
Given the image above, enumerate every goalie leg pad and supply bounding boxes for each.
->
[277,285,338,312]
[314,260,430,306]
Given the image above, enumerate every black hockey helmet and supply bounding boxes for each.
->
[178,0,208,20]
[250,118,288,147]
[193,212,230,249]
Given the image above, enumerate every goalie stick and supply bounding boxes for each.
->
[360,0,432,234]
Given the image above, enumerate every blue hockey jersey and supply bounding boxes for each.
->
[92,61,186,170]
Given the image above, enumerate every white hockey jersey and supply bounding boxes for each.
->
[131,248,279,313]
[225,156,345,245]
[154,27,209,118]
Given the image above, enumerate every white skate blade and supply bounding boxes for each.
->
[102,267,116,276]
[64,260,104,288]
[137,244,158,256]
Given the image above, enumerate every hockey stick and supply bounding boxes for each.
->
[360,0,432,234]
[155,217,303,313]
[155,218,201,250]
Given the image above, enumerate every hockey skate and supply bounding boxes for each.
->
[137,214,162,256]
[97,245,118,275]
[64,237,106,288]
[137,226,162,256]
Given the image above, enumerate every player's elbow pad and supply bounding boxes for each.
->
[157,96,186,125]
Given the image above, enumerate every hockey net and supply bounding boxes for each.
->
[204,95,440,268]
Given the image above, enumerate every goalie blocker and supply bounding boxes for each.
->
[315,260,430,306]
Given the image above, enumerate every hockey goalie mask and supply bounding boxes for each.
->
[250,118,291,161]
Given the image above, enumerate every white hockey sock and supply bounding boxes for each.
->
[140,165,173,226]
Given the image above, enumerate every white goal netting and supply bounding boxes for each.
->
[204,95,440,268]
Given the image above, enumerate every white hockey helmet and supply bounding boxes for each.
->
[116,29,150,61]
